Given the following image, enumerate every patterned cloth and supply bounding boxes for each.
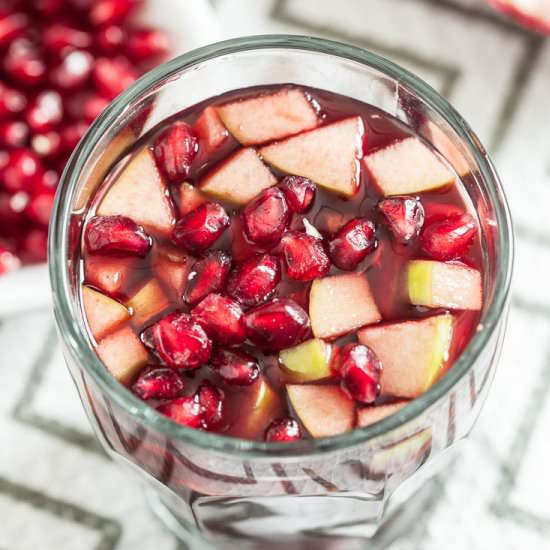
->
[1,1,549,548]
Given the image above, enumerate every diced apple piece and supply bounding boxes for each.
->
[82,285,129,341]
[153,245,190,300]
[364,137,455,196]
[174,182,208,216]
[199,148,277,206]
[96,326,149,385]
[407,260,482,311]
[287,385,355,438]
[240,378,281,438]
[279,339,332,382]
[193,106,229,154]
[358,314,454,398]
[217,88,319,145]
[97,148,175,236]
[357,401,408,428]
[126,279,171,329]
[83,255,137,299]
[309,273,381,339]
[260,117,364,198]
[313,207,354,234]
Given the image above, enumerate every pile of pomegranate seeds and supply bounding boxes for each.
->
[0,0,170,269]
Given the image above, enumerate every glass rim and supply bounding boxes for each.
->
[49,34,514,458]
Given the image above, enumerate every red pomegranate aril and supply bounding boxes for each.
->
[25,90,63,133]
[153,122,198,183]
[0,245,20,274]
[81,93,109,124]
[94,24,126,55]
[338,343,381,404]
[0,83,26,118]
[89,0,139,27]
[265,417,302,442]
[196,381,223,428]
[60,121,88,153]
[31,130,63,161]
[4,39,47,88]
[50,50,94,92]
[226,253,281,307]
[85,215,152,257]
[245,297,311,351]
[210,348,260,386]
[33,0,64,17]
[378,197,424,244]
[157,396,202,428]
[42,23,92,55]
[421,212,477,261]
[24,192,55,226]
[243,187,289,245]
[0,191,27,228]
[192,293,246,346]
[144,311,212,370]
[184,250,232,306]
[132,366,185,400]
[19,227,48,262]
[423,203,464,225]
[127,27,170,63]
[0,148,43,194]
[0,120,29,147]
[279,176,316,213]
[172,202,229,255]
[93,57,138,99]
[0,10,27,47]
[280,231,330,282]
[328,218,377,271]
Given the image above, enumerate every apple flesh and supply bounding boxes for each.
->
[364,137,455,196]
[357,401,408,428]
[358,314,454,398]
[192,106,229,154]
[239,377,281,438]
[279,338,332,382]
[216,88,319,145]
[174,182,208,216]
[199,148,277,206]
[125,279,171,329]
[407,260,482,311]
[260,116,365,198]
[83,255,137,299]
[309,272,381,339]
[82,285,129,342]
[152,245,190,300]
[287,384,355,438]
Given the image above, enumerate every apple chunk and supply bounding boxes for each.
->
[407,260,482,311]
[358,314,454,398]
[125,279,171,329]
[309,273,381,339]
[239,378,281,439]
[279,339,332,382]
[217,88,319,145]
[174,182,208,216]
[83,255,137,299]
[97,148,175,236]
[192,106,229,154]
[260,117,365,198]
[199,147,277,206]
[96,326,149,385]
[364,137,455,196]
[357,401,408,428]
[287,385,355,438]
[82,285,129,341]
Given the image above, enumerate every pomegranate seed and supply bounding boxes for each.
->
[0,10,28,47]
[24,192,55,226]
[42,23,92,55]
[423,203,464,225]
[25,90,63,133]
[338,344,381,404]
[144,311,212,370]
[265,417,302,442]
[184,250,231,306]
[50,50,94,92]
[328,218,377,271]
[81,93,109,124]
[84,215,152,257]
[242,187,289,245]
[0,148,43,194]
[94,24,126,55]
[31,130,63,161]
[0,191,26,228]
[60,121,88,153]
[279,176,316,213]
[280,231,330,281]
[196,381,223,428]
[172,202,229,255]
[33,169,59,194]
[33,0,64,17]
[0,245,20,274]
[192,293,246,346]
[93,57,137,99]
[226,253,281,307]
[19,227,48,262]
[89,0,139,27]
[211,348,260,386]
[0,120,29,147]
[132,366,185,400]
[157,396,202,428]
[245,297,310,351]
[3,39,47,88]
[0,83,26,118]
[153,122,198,183]
[421,212,477,261]
[378,197,424,244]
[127,27,170,63]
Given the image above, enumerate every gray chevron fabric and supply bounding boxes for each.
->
[1,1,549,548]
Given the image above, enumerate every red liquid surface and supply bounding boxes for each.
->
[80,85,483,441]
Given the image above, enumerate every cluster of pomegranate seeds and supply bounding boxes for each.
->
[0,0,170,269]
